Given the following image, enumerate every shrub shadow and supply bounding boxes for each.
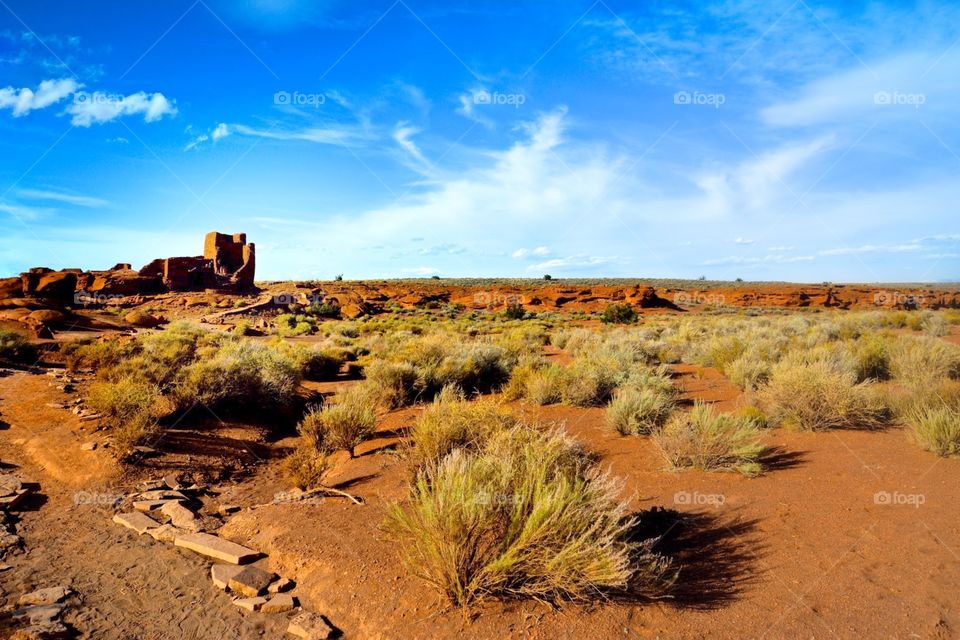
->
[621,506,763,610]
[759,445,806,472]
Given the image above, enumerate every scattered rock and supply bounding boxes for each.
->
[160,501,200,531]
[228,565,276,597]
[211,564,245,590]
[0,490,30,511]
[0,532,22,552]
[133,499,176,512]
[233,596,267,612]
[163,473,186,491]
[173,532,260,564]
[138,490,186,501]
[79,442,97,451]
[268,577,294,594]
[146,523,182,543]
[112,511,161,534]
[18,586,73,606]
[0,474,22,496]
[17,603,65,625]
[261,593,296,614]
[124,310,164,328]
[218,504,240,515]
[288,612,336,639]
[10,621,70,639]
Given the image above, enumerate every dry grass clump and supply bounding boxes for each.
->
[905,403,960,457]
[726,356,772,391]
[363,334,517,407]
[607,386,675,435]
[383,425,674,606]
[410,386,517,470]
[889,335,960,388]
[298,384,377,458]
[759,360,889,431]
[653,402,765,476]
[504,356,620,407]
[87,377,173,455]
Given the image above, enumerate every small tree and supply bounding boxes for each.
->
[543,274,553,280]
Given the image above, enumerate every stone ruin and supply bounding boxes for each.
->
[2,232,256,306]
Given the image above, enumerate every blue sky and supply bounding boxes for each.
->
[0,0,957,282]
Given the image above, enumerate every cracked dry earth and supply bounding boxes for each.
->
[0,372,289,639]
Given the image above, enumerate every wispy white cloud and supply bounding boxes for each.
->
[15,188,107,208]
[67,91,177,126]
[393,121,432,174]
[0,78,79,116]
[703,254,815,266]
[231,123,370,145]
[819,243,922,256]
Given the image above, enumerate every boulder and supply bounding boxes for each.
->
[18,586,73,606]
[124,310,164,328]
[26,309,65,325]
[288,612,336,639]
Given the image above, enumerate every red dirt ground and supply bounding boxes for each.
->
[1,342,959,639]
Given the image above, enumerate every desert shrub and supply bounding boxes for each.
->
[87,377,171,455]
[653,402,764,476]
[410,386,517,470]
[759,361,889,431]
[63,337,138,372]
[920,312,949,336]
[0,329,37,363]
[735,405,768,429]
[364,335,515,407]
[305,301,342,319]
[283,443,331,489]
[502,303,526,320]
[601,303,638,325]
[276,313,314,336]
[726,356,772,391]
[299,385,377,457]
[693,335,747,374]
[383,425,674,606]
[890,335,960,388]
[174,340,301,411]
[508,356,619,407]
[270,340,345,381]
[905,404,960,457]
[607,386,674,435]
[852,334,892,382]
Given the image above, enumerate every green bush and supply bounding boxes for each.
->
[502,303,526,320]
[601,303,638,325]
[295,384,376,458]
[383,425,674,606]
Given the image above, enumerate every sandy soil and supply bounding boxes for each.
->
[1,353,958,639]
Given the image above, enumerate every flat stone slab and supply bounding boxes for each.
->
[233,596,267,612]
[146,523,182,543]
[18,586,72,606]
[160,501,200,531]
[133,499,178,512]
[261,593,296,614]
[79,441,97,451]
[113,512,160,534]
[174,532,260,564]
[288,612,335,639]
[228,565,276,597]
[138,490,187,501]
[211,564,245,590]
